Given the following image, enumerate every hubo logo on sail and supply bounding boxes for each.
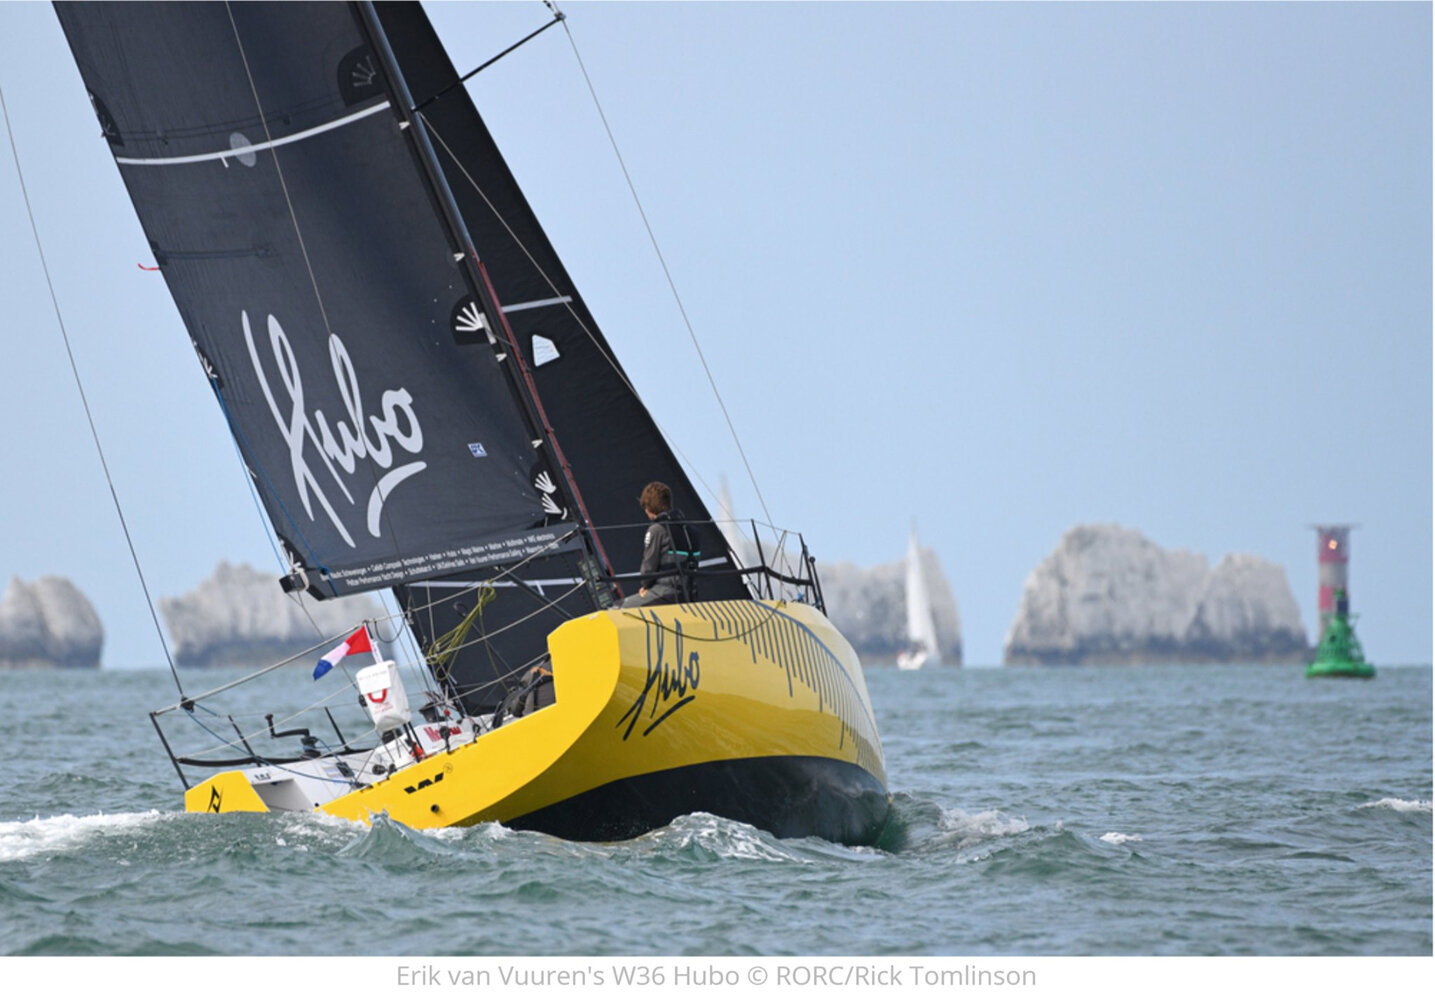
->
[243,310,426,547]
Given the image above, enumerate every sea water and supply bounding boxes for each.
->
[0,663,1428,957]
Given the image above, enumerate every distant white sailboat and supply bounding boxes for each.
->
[716,476,759,585]
[897,526,942,670]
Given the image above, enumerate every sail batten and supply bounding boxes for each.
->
[113,102,393,166]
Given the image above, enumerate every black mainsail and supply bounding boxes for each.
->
[56,2,747,710]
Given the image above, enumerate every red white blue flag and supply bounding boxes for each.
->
[313,626,374,680]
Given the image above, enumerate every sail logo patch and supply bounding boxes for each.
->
[534,471,564,517]
[243,311,427,548]
[337,47,383,107]
[451,299,492,346]
[468,443,488,458]
[225,132,257,169]
[532,335,560,367]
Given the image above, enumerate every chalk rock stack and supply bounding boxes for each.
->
[160,561,383,667]
[1184,553,1310,662]
[819,548,963,665]
[1004,525,1306,665]
[0,576,103,668]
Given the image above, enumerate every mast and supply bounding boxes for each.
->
[352,2,612,585]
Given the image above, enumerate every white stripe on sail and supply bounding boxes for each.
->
[501,296,574,314]
[114,102,392,166]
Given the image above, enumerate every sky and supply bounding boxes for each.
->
[0,1,1429,668]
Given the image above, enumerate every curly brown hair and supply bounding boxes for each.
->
[639,481,672,515]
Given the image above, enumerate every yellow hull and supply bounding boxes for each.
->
[185,599,890,844]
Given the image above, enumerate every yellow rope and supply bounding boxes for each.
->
[426,583,498,679]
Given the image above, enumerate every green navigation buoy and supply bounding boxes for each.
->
[1306,587,1374,678]
[1307,526,1374,679]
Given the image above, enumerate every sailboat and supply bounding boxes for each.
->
[52,2,889,844]
[716,476,760,574]
[896,526,942,671]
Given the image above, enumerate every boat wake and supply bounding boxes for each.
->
[333,813,470,860]
[271,809,865,870]
[629,812,808,862]
[881,792,1033,855]
[1358,798,1431,813]
[0,810,168,863]
[624,812,886,864]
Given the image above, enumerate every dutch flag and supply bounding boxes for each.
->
[313,625,374,680]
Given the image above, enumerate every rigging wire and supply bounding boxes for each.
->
[0,84,186,697]
[209,384,334,640]
[223,2,334,354]
[151,530,582,718]
[420,117,738,530]
[423,7,775,525]
[555,12,775,528]
[222,1,409,605]
[221,1,338,604]
[421,117,724,513]
[415,7,567,113]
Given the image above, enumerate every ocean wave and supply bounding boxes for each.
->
[972,825,1161,884]
[941,806,1031,842]
[1098,831,1143,845]
[1358,798,1432,813]
[878,792,1035,855]
[915,806,1032,855]
[336,812,468,861]
[0,811,167,863]
[13,933,221,957]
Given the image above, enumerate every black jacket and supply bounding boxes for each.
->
[639,510,693,591]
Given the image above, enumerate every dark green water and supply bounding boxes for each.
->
[0,664,1428,956]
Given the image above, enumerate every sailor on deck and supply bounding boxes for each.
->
[621,481,694,608]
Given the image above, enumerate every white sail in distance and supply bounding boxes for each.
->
[898,524,942,670]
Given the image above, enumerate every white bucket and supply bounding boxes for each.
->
[356,660,410,732]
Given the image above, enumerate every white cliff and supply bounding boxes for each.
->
[819,547,963,665]
[1184,553,1308,661]
[0,576,103,668]
[1004,525,1307,665]
[160,561,384,667]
